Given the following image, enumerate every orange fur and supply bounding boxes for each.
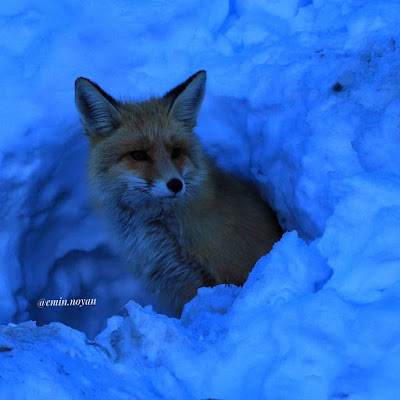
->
[75,71,282,315]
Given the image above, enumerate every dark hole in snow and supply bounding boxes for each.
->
[332,82,344,92]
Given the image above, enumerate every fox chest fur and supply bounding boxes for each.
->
[75,70,282,315]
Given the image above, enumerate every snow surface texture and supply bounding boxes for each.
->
[1,0,400,399]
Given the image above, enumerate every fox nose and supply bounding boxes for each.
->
[167,178,183,194]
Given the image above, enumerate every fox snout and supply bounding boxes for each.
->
[151,177,186,198]
[167,178,184,194]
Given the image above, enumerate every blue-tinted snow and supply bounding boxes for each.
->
[1,0,400,399]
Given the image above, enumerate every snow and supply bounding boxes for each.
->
[1,0,400,399]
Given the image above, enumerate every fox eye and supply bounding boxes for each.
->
[171,147,181,159]
[130,151,150,161]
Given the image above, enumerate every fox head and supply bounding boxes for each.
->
[75,71,208,211]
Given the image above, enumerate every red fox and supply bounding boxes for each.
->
[75,71,282,316]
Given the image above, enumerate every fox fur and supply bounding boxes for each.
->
[75,70,282,316]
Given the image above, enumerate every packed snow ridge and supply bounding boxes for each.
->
[1,0,400,399]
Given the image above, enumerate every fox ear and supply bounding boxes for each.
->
[164,70,206,127]
[75,78,121,137]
